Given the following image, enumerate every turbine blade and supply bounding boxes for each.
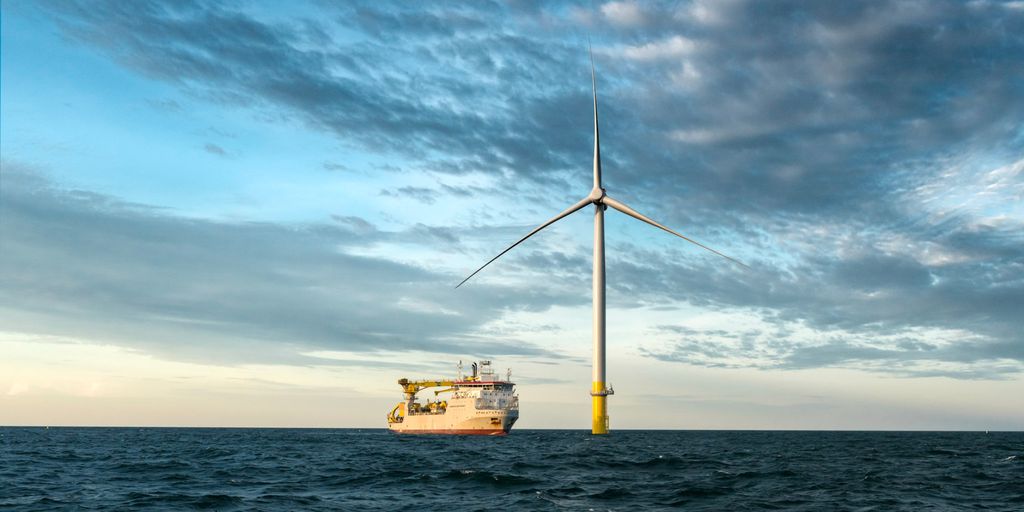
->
[456,197,593,288]
[589,42,602,189]
[602,195,749,269]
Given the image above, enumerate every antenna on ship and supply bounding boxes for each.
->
[456,44,747,435]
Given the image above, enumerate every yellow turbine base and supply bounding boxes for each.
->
[591,381,609,435]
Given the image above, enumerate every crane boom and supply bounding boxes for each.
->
[397,378,457,398]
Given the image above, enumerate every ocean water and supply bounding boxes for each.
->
[1,428,1021,510]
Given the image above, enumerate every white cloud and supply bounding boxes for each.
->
[669,124,770,144]
[601,1,645,27]
[910,156,1024,223]
[615,35,699,61]
[683,0,728,26]
[669,61,703,87]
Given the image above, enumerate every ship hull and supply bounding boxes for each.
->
[390,429,508,436]
[388,408,518,435]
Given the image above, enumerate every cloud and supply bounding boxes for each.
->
[601,1,646,27]
[620,228,1024,378]
[348,5,488,39]
[146,98,182,112]
[16,0,1024,377]
[0,162,574,365]
[643,329,1024,379]
[203,142,227,156]
[613,35,698,61]
[322,161,350,172]
[33,0,1023,218]
[379,186,439,205]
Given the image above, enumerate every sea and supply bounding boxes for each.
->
[1,428,1021,510]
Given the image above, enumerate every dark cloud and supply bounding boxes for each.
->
[832,254,933,292]
[322,161,350,172]
[439,183,493,198]
[330,215,376,235]
[0,163,575,365]
[348,5,490,39]
[598,0,1024,227]
[203,142,227,156]
[33,0,1023,217]
[379,186,439,205]
[407,224,461,246]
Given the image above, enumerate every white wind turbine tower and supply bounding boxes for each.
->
[457,50,747,435]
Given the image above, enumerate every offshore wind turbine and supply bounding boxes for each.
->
[457,51,746,435]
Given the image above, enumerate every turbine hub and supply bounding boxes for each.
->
[588,187,606,204]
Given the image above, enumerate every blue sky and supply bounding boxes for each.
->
[2,0,1022,429]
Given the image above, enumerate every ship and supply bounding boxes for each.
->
[387,360,519,435]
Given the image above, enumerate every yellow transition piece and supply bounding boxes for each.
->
[591,381,609,435]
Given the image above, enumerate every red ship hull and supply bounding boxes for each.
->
[389,428,509,436]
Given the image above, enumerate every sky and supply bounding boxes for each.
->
[1,0,1022,430]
